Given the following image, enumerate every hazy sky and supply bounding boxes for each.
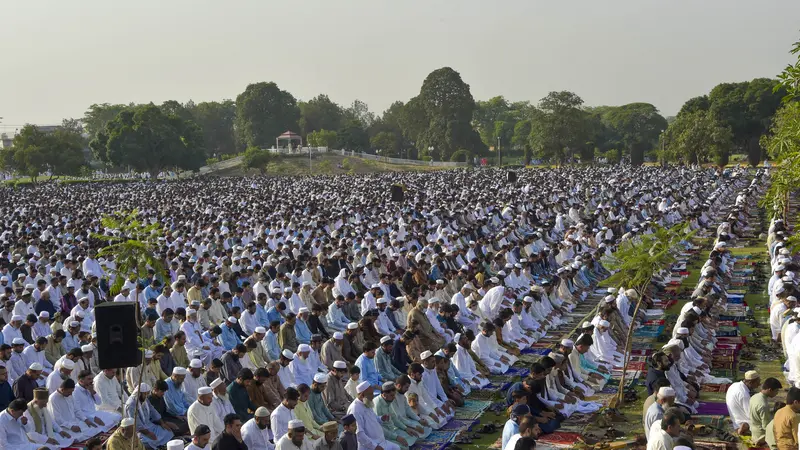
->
[2,0,798,130]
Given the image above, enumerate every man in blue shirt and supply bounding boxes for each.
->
[255,294,270,328]
[219,317,241,351]
[502,404,530,450]
[164,367,193,416]
[295,308,313,344]
[144,279,162,304]
[266,302,286,325]
[264,321,281,361]
[354,342,382,390]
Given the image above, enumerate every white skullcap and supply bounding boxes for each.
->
[255,406,270,417]
[11,338,25,345]
[61,359,75,370]
[607,287,617,294]
[657,387,676,398]
[226,316,237,323]
[692,306,701,314]
[38,311,50,318]
[314,373,329,383]
[189,359,203,369]
[676,327,689,335]
[377,298,387,304]
[29,362,44,371]
[298,307,309,314]
[75,311,85,318]
[282,349,295,360]
[428,297,440,304]
[333,332,343,340]
[776,264,787,271]
[745,370,760,380]
[198,386,213,395]
[297,344,311,353]
[138,382,152,393]
[289,419,306,429]
[121,417,135,427]
[81,344,94,352]
[523,296,533,303]
[598,320,610,327]
[560,339,574,347]
[254,326,266,334]
[347,323,358,330]
[380,336,392,344]
[173,367,188,376]
[356,381,372,394]
[420,350,433,359]
[167,440,184,450]
[210,378,224,389]
[333,361,347,369]
[604,295,615,303]
[145,350,154,358]
[10,315,23,322]
[582,321,592,328]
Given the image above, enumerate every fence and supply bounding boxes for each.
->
[338,150,468,167]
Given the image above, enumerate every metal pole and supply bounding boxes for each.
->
[309,145,312,173]
[497,136,501,166]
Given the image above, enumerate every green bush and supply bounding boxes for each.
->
[450,149,472,162]
[420,155,432,162]
[206,157,219,165]
[341,158,352,170]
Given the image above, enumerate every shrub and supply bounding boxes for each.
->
[206,157,219,165]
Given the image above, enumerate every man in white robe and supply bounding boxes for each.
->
[94,368,127,414]
[425,299,453,343]
[449,334,489,388]
[726,371,760,435]
[271,386,299,442]
[406,364,449,428]
[188,386,224,443]
[471,323,510,374]
[22,338,53,382]
[23,388,75,449]
[0,399,41,450]
[74,369,120,432]
[590,320,624,366]
[47,378,102,442]
[183,359,208,400]
[124,383,175,448]
[210,377,236,418]
[46,357,74,394]
[242,407,275,450]
[346,382,401,450]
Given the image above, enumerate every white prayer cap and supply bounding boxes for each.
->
[75,311,85,318]
[38,311,49,318]
[272,288,281,294]
[298,307,309,314]
[657,387,676,398]
[377,298,387,305]
[556,267,565,274]
[607,287,617,294]
[497,271,507,277]
[428,297,440,304]
[226,316,237,324]
[490,277,500,283]
[347,322,358,330]
[356,381,372,394]
[560,339,574,348]
[29,362,43,371]
[775,286,786,295]
[298,344,311,353]
[692,306,702,314]
[333,332,343,340]
[463,282,475,290]
[121,417,135,427]
[198,387,213,396]
[598,320,610,327]
[61,359,75,370]
[314,373,329,383]
[523,296,533,303]
[210,378,224,389]
[380,336,392,344]
[776,264,787,271]
[282,349,295,360]
[454,333,462,342]
[604,295,615,303]
[81,344,94,352]
[173,367,188,376]
[189,359,203,369]
[167,440,184,450]
[145,350,154,358]
[582,321,592,328]
[289,419,306,430]
[420,350,433,360]
[370,284,381,289]
[187,308,198,315]
[333,361,347,369]
[11,337,25,345]
[254,326,266,334]
[676,327,689,335]
[11,315,23,322]
[255,407,270,417]
[745,370,760,380]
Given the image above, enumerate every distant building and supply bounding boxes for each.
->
[0,133,11,149]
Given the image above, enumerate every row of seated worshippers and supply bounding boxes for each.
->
[639,173,766,450]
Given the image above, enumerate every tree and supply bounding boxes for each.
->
[602,103,667,165]
[90,103,206,178]
[677,96,710,118]
[760,102,800,220]
[242,146,272,174]
[160,100,195,122]
[370,131,401,157]
[83,103,133,139]
[337,119,370,152]
[192,100,237,155]
[307,129,338,148]
[776,34,800,101]
[512,120,533,164]
[1,124,87,181]
[234,82,301,149]
[528,91,588,164]
[343,100,376,129]
[299,95,345,137]
[662,110,733,166]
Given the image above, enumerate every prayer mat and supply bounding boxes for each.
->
[411,431,459,450]
[505,367,530,378]
[692,415,728,429]
[489,436,503,449]
[701,384,732,393]
[600,386,619,394]
[711,369,735,378]
[453,399,492,419]
[521,348,551,355]
[694,440,737,450]
[538,432,584,448]
[440,419,479,431]
[696,402,730,416]
[623,361,646,371]
[467,389,497,400]
[634,326,665,338]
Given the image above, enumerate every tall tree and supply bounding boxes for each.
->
[677,95,710,117]
[160,100,195,122]
[83,103,132,139]
[602,103,667,165]
[235,82,301,149]
[299,95,345,137]
[90,103,205,178]
[370,131,401,157]
[343,100,376,129]
[1,124,87,181]
[192,100,237,155]
[528,91,588,164]
[306,129,338,148]
[662,110,733,166]
[337,119,370,152]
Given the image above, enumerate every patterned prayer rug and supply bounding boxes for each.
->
[537,431,584,448]
[453,399,492,419]
[696,401,730,415]
[439,419,479,431]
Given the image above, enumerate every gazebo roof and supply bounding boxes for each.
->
[277,131,302,140]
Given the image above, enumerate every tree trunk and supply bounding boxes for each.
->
[148,168,160,180]
[615,284,648,405]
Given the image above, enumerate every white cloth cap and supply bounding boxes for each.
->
[297,344,311,353]
[420,350,433,359]
[173,367,188,376]
[138,382,151,393]
[347,322,358,330]
[333,361,347,369]
[289,419,305,429]
[167,440,184,450]
[29,362,43,371]
[314,373,329,383]
[333,332,343,340]
[226,316,237,323]
[255,407,270,417]
[81,344,94,352]
[604,295,615,303]
[189,359,203,369]
[210,378,224,389]
[598,320,610,327]
[560,339,574,347]
[676,327,689,335]
[254,326,266,334]
[11,337,25,345]
[356,381,371,394]
[198,386,213,395]
[282,349,295,360]
[657,387,676,398]
[145,350,154,358]
[298,307,309,314]
[121,418,135,427]
[61,359,75,370]
[38,311,50,318]
[380,336,392,344]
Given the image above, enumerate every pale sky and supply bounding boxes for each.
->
[1,0,798,131]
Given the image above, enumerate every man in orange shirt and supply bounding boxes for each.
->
[773,387,800,449]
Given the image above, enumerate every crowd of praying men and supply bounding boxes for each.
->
[0,166,763,450]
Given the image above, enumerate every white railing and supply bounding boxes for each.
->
[338,150,468,167]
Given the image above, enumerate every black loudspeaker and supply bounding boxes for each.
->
[391,185,405,202]
[507,171,518,183]
[95,302,140,369]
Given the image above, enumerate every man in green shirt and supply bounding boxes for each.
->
[373,381,417,448]
[749,377,783,446]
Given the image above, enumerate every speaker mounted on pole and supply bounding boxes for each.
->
[94,302,141,369]
[391,184,405,202]
[507,171,518,183]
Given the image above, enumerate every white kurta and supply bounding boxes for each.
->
[23,403,75,448]
[74,384,121,431]
[270,403,297,442]
[0,410,40,450]
[646,428,673,450]
[452,345,489,387]
[242,418,276,450]
[347,398,401,450]
[93,372,128,413]
[47,391,100,442]
[188,401,225,442]
[725,381,751,428]
[183,374,208,400]
[471,333,509,374]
